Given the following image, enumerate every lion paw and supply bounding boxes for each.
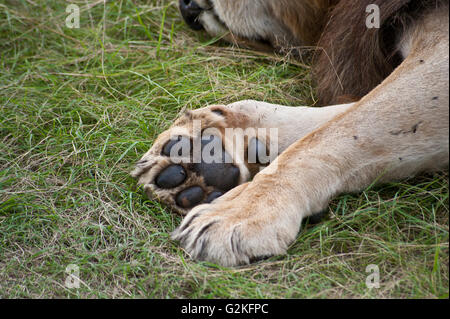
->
[131,105,268,214]
[170,193,292,266]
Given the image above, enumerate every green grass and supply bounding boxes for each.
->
[0,0,448,299]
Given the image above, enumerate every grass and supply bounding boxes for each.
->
[0,0,448,299]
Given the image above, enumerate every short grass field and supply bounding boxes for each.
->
[0,0,448,298]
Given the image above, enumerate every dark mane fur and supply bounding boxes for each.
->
[313,0,448,105]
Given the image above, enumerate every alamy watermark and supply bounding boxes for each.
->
[366,4,380,29]
[65,264,80,289]
[365,264,380,289]
[65,4,80,29]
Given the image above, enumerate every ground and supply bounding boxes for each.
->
[0,0,448,298]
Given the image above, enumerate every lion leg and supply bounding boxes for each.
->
[172,9,449,266]
[131,100,352,215]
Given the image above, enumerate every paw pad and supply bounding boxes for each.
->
[132,105,273,214]
[155,165,187,189]
[133,133,242,214]
[176,186,205,208]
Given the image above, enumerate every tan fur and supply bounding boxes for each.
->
[170,8,449,266]
[196,0,334,50]
[269,0,335,46]
[313,0,446,105]
[194,0,445,105]
[132,101,352,214]
[132,2,449,266]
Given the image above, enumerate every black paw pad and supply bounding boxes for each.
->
[176,186,205,208]
[162,135,192,158]
[157,133,241,209]
[195,163,240,193]
[205,191,223,203]
[156,165,187,189]
[192,136,240,192]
